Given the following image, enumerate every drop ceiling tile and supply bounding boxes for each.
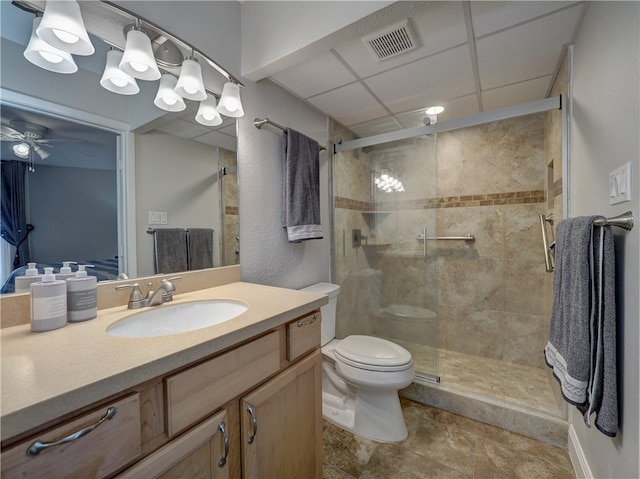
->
[270,51,357,99]
[334,1,468,78]
[481,76,552,111]
[307,82,388,126]
[156,118,211,138]
[476,4,582,90]
[470,1,578,37]
[365,45,476,114]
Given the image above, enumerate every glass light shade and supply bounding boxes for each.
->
[24,17,78,74]
[12,143,30,159]
[175,58,206,101]
[425,106,444,115]
[154,74,186,112]
[216,82,244,117]
[195,94,223,126]
[119,28,161,81]
[36,0,94,56]
[100,49,139,95]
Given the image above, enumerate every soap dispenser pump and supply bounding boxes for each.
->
[30,267,67,332]
[15,262,42,293]
[57,261,76,280]
[67,265,97,322]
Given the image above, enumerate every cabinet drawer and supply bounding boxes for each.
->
[166,331,280,436]
[287,311,321,361]
[1,394,141,479]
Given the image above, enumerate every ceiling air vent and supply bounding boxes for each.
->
[363,19,419,61]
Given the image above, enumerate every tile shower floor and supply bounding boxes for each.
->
[393,340,563,417]
[323,398,575,479]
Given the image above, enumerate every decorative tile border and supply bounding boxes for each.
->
[225,206,239,215]
[336,190,546,212]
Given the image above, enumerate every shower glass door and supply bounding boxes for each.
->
[333,134,438,379]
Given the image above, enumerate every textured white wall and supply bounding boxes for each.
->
[237,79,331,289]
[570,3,640,478]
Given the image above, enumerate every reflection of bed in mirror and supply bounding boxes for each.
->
[1,259,119,294]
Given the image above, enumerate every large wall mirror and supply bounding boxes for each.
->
[0,1,239,295]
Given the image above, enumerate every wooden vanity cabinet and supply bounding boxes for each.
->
[0,310,322,479]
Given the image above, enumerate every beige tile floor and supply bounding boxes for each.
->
[393,340,563,417]
[323,398,575,479]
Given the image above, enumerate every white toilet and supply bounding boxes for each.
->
[301,283,415,442]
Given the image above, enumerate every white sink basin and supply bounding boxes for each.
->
[107,300,248,338]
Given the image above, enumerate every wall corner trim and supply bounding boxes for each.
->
[568,424,593,479]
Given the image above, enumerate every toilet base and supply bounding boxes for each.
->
[321,388,408,443]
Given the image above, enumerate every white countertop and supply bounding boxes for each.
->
[1,281,327,442]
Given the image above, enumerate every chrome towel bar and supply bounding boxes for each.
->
[416,233,475,241]
[254,117,327,151]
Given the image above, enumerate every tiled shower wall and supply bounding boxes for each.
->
[331,111,550,370]
[436,114,547,368]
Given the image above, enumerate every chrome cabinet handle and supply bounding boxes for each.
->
[247,404,257,444]
[297,314,318,328]
[26,407,117,456]
[218,421,229,468]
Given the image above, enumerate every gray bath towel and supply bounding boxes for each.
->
[153,228,188,274]
[544,216,617,437]
[187,228,214,270]
[282,128,323,243]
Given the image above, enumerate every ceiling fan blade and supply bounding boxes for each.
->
[1,124,24,140]
[33,145,50,160]
[35,138,83,144]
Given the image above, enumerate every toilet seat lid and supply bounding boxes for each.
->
[334,335,413,371]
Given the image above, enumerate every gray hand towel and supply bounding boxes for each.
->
[153,228,188,274]
[282,128,323,243]
[187,228,214,270]
[544,216,617,436]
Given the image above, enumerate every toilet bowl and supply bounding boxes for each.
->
[301,283,415,443]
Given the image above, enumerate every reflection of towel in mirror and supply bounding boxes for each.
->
[544,216,617,437]
[282,128,323,243]
[154,228,188,274]
[187,228,214,270]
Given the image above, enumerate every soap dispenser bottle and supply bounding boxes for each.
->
[30,267,67,332]
[56,261,76,281]
[67,264,97,322]
[15,263,42,293]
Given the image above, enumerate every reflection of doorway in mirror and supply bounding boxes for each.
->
[220,148,239,266]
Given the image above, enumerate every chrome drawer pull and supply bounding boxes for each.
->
[247,404,257,444]
[26,407,117,456]
[218,421,229,468]
[297,314,318,328]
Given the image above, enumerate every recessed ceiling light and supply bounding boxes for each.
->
[425,106,444,115]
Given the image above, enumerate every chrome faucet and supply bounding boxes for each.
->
[116,277,181,309]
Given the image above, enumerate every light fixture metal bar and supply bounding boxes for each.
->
[12,0,243,86]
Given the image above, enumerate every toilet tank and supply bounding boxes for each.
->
[300,282,340,346]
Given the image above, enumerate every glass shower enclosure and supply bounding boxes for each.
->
[333,134,440,380]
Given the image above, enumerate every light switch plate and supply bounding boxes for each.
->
[609,162,632,205]
[148,211,168,225]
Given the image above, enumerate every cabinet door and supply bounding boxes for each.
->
[118,409,229,479]
[241,349,322,479]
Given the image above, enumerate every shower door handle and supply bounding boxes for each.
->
[539,214,555,273]
[422,227,427,258]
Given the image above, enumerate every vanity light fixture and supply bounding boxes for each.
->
[12,142,30,159]
[195,93,223,126]
[100,48,140,95]
[119,24,161,81]
[154,73,186,112]
[14,0,245,122]
[217,81,245,118]
[175,55,207,101]
[24,16,78,74]
[36,0,94,56]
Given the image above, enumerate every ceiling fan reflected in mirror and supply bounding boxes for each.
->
[1,120,77,172]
